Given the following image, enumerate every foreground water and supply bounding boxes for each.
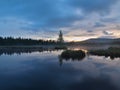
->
[0,50,120,90]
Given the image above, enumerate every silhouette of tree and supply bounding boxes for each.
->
[57,30,64,44]
[0,31,66,45]
[0,36,57,45]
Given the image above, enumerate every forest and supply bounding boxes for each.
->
[0,37,57,45]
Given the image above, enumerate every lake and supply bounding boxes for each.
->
[0,49,120,90]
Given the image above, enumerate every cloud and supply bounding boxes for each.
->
[100,17,119,23]
[66,33,96,37]
[103,31,114,35]
[0,0,119,41]
[0,0,117,29]
[68,0,118,14]
[94,22,106,28]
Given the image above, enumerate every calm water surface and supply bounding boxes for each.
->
[0,50,120,90]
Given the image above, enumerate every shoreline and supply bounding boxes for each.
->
[0,44,119,50]
[0,45,59,49]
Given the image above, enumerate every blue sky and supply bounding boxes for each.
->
[0,0,120,41]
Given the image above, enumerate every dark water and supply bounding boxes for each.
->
[0,50,120,90]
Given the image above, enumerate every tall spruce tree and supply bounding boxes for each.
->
[58,30,64,43]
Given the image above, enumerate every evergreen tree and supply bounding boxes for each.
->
[58,30,64,43]
[0,37,57,45]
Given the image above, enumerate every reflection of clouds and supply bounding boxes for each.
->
[0,51,120,89]
[0,51,61,74]
[68,55,120,89]
[70,61,101,78]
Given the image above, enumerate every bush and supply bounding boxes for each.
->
[60,50,86,60]
[89,47,120,59]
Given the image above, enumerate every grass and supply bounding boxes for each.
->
[60,50,86,60]
[89,47,120,59]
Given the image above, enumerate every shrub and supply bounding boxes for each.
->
[89,47,120,59]
[60,50,86,60]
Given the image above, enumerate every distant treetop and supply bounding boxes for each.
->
[57,30,64,43]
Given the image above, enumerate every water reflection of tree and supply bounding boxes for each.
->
[58,55,85,66]
[0,47,62,56]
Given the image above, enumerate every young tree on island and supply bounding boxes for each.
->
[58,30,64,44]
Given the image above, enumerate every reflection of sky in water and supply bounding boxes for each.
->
[0,51,120,90]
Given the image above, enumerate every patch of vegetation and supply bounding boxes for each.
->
[54,46,67,50]
[89,47,120,59]
[60,50,86,60]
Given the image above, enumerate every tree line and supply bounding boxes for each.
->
[0,31,65,45]
[0,37,58,45]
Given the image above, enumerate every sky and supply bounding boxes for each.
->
[0,0,120,41]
